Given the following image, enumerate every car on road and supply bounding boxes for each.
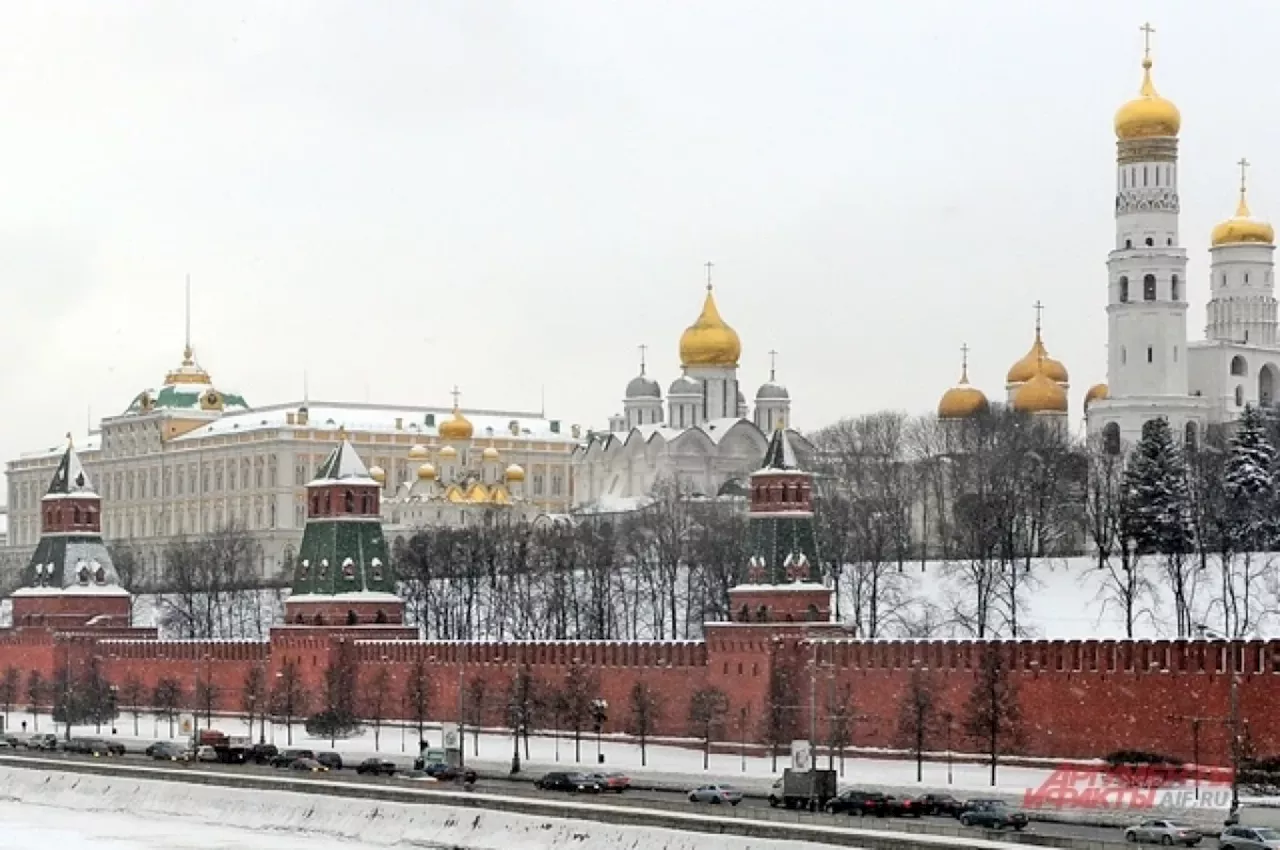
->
[85,738,125,757]
[357,758,397,776]
[589,772,631,793]
[249,743,279,765]
[917,793,965,817]
[1125,820,1203,846]
[424,763,478,784]
[270,748,315,768]
[826,790,893,816]
[959,801,1029,831]
[196,745,219,762]
[1218,825,1280,850]
[149,742,192,761]
[0,735,20,748]
[688,784,744,806]
[26,734,57,751]
[316,752,343,771]
[289,757,328,773]
[534,771,604,793]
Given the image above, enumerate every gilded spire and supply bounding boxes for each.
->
[959,342,971,384]
[679,262,741,368]
[1211,156,1275,246]
[1114,22,1180,140]
[1237,156,1252,218]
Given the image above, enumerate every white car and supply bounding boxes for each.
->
[196,745,219,763]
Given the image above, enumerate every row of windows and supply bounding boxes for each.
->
[1120,164,1174,189]
[1122,237,1174,249]
[1100,421,1197,456]
[1118,344,1178,365]
[1117,274,1179,303]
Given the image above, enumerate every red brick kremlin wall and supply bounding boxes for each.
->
[0,625,1272,766]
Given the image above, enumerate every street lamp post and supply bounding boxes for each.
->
[740,706,749,773]
[591,699,609,765]
[941,711,954,785]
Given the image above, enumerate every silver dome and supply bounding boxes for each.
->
[755,381,790,400]
[669,375,701,395]
[626,374,662,399]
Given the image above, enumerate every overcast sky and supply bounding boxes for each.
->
[0,1,1276,464]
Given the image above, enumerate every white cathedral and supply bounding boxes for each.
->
[571,279,808,510]
[935,29,1280,453]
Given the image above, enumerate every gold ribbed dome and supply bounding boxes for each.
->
[1084,383,1109,411]
[679,286,741,368]
[369,465,386,484]
[1007,330,1068,385]
[417,462,437,481]
[438,445,457,459]
[408,444,429,460]
[1014,370,1069,414]
[504,463,525,482]
[1115,57,1180,140]
[482,446,500,461]
[1211,178,1274,247]
[937,360,989,420]
[439,407,474,440]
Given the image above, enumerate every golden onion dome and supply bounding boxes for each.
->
[679,286,741,368]
[1084,383,1109,411]
[368,465,386,484]
[1013,370,1069,414]
[1007,330,1068,385]
[438,445,458,459]
[1211,186,1274,247]
[408,443,429,460]
[482,446,500,461]
[417,462,437,481]
[937,361,989,420]
[1114,58,1180,141]
[439,407,474,440]
[504,463,526,482]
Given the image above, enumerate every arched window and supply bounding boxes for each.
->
[1231,356,1248,377]
[344,490,355,512]
[72,506,81,525]
[1143,274,1157,301]
[806,604,820,622]
[1147,346,1154,363]
[375,609,388,624]
[755,605,769,623]
[1119,276,1129,303]
[1102,423,1121,456]
[314,613,326,625]
[1145,237,1154,247]
[1260,365,1277,407]
[346,610,358,626]
[1236,385,1245,407]
[1171,274,1180,301]
[1125,238,1133,249]
[1185,422,1198,452]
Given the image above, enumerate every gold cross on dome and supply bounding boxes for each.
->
[960,342,970,370]
[1032,299,1045,333]
[638,343,648,374]
[1140,22,1155,59]
[1239,157,1251,193]
[704,261,714,291]
[768,349,778,380]
[450,385,461,409]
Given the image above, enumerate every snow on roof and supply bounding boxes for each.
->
[308,440,378,487]
[43,444,97,498]
[756,427,800,471]
[18,433,101,461]
[731,582,829,592]
[171,400,576,443]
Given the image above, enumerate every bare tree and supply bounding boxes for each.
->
[362,667,391,751]
[242,666,267,743]
[120,675,145,736]
[688,687,728,770]
[896,664,937,782]
[26,671,43,731]
[1085,436,1155,637]
[270,659,307,746]
[465,677,488,757]
[505,664,538,774]
[825,682,856,775]
[962,646,1022,786]
[193,679,217,729]
[404,659,431,747]
[152,677,183,738]
[562,659,598,763]
[0,666,20,728]
[626,681,664,767]
[761,649,798,772]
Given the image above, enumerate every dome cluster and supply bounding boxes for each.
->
[935,325,1071,421]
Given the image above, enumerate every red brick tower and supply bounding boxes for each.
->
[10,437,131,629]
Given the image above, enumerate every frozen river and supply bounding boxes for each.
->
[0,801,367,850]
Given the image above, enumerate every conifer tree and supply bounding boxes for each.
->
[1122,418,1196,635]
[1225,405,1277,550]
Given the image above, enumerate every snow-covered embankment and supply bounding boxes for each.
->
[0,764,827,850]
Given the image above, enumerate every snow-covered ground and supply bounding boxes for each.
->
[0,763,886,850]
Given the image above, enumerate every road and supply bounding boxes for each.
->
[0,747,1148,847]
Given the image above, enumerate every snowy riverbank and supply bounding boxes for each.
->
[0,763,850,850]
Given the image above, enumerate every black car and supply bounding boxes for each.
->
[534,771,604,793]
[959,801,1029,831]
[270,748,315,768]
[826,790,892,816]
[316,752,343,770]
[357,758,397,776]
[918,793,965,817]
[249,743,279,765]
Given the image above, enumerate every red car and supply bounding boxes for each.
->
[591,772,631,792]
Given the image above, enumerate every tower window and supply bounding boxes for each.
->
[1143,274,1156,301]
[1171,274,1179,301]
[1167,238,1172,246]
[1145,237,1154,247]
[1236,385,1245,407]
[1185,422,1198,452]
[1174,346,1178,362]
[1147,346,1153,363]
[1121,347,1127,364]
[1119,276,1129,303]
[1143,166,1149,186]
[1245,273,1250,284]
[1125,239,1133,249]
[1103,423,1121,456]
